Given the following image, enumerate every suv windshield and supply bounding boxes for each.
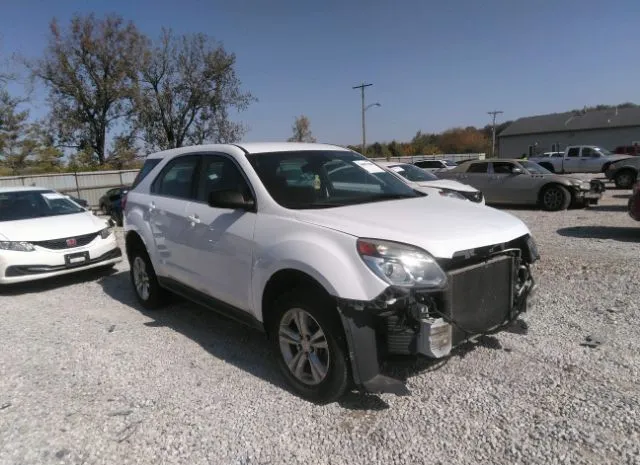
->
[0,190,86,222]
[520,161,552,175]
[246,150,421,209]
[388,164,439,182]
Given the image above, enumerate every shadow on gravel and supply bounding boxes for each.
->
[612,194,631,199]
[0,265,117,296]
[557,226,639,243]
[100,270,391,409]
[587,204,629,212]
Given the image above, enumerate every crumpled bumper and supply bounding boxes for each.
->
[337,253,537,396]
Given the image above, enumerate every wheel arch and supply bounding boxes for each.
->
[538,181,572,204]
[261,268,335,337]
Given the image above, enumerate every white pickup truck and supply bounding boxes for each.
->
[529,146,631,174]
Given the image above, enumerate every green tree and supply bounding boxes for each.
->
[287,115,316,142]
[106,133,140,170]
[30,13,146,165]
[136,29,254,150]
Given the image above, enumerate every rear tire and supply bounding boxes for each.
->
[614,169,636,189]
[267,289,350,403]
[540,185,571,211]
[128,247,168,310]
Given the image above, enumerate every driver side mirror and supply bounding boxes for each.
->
[208,189,255,211]
[511,167,524,175]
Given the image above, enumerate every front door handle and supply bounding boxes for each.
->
[188,214,201,224]
[149,202,156,211]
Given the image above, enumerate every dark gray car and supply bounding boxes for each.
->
[436,159,603,211]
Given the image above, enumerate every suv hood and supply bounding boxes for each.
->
[0,212,108,241]
[294,196,530,259]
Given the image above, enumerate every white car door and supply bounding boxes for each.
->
[148,154,201,288]
[183,154,257,312]
[579,147,603,172]
[562,147,582,173]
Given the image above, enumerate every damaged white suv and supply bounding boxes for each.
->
[124,143,539,402]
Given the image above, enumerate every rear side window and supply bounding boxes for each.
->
[151,155,201,200]
[131,158,162,189]
[567,148,580,158]
[467,163,488,173]
[415,161,438,168]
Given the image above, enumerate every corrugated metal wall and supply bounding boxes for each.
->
[0,170,139,208]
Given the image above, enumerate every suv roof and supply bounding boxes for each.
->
[144,142,348,159]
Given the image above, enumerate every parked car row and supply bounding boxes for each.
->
[4,140,636,404]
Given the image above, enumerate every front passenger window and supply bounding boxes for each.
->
[198,156,252,202]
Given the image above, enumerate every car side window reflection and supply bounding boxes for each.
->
[197,155,253,202]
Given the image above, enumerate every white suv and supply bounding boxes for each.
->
[124,142,539,402]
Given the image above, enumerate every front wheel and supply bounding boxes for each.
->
[540,185,571,211]
[614,169,636,189]
[268,290,350,403]
[128,248,168,310]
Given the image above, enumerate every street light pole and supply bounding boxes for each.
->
[353,82,373,155]
[487,110,504,158]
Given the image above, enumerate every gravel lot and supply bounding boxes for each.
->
[1,182,639,465]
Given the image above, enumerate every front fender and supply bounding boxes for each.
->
[251,226,388,320]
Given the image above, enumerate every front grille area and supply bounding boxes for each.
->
[460,191,484,203]
[444,254,514,344]
[31,231,99,250]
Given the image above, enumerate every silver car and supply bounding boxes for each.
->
[436,159,603,211]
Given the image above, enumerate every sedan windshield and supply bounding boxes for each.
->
[520,161,553,175]
[388,164,439,182]
[246,151,422,209]
[0,190,86,222]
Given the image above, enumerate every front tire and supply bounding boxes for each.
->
[540,185,571,211]
[128,247,168,310]
[614,169,636,189]
[268,289,350,403]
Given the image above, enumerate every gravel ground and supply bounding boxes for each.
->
[1,183,639,465]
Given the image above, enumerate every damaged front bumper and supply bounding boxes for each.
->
[337,247,537,396]
[573,180,605,206]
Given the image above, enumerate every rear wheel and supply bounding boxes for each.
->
[129,247,168,309]
[614,169,636,189]
[540,185,571,211]
[268,289,350,403]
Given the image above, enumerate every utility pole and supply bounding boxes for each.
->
[353,82,373,155]
[487,110,504,158]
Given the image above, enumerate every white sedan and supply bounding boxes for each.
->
[376,162,485,204]
[0,187,123,285]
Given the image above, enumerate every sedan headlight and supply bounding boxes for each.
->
[99,227,112,239]
[356,239,447,288]
[0,241,35,252]
[438,189,467,200]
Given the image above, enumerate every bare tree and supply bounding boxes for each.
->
[29,14,145,165]
[288,115,316,142]
[136,29,255,150]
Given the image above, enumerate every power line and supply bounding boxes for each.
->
[487,110,504,158]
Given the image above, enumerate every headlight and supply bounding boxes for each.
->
[356,239,447,288]
[0,241,35,252]
[438,189,467,200]
[99,228,112,239]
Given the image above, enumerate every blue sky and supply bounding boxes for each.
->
[1,0,638,146]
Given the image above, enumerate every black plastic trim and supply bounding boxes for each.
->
[157,277,264,332]
[5,247,122,277]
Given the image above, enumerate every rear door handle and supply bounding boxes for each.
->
[188,214,201,224]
